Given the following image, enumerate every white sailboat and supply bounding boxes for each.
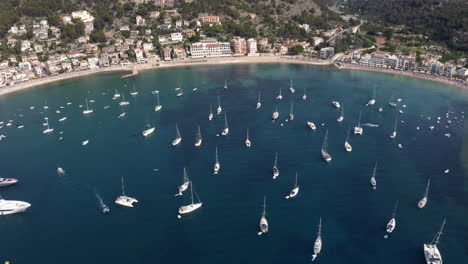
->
[118,106,126,119]
[176,167,190,196]
[321,129,332,162]
[285,173,299,199]
[213,147,220,174]
[273,152,279,179]
[354,110,363,135]
[311,217,323,261]
[368,87,376,105]
[332,101,341,108]
[389,94,397,107]
[423,218,446,264]
[142,126,155,137]
[171,124,182,146]
[272,107,279,121]
[115,176,138,207]
[276,88,283,100]
[221,113,229,136]
[302,88,307,100]
[259,196,269,234]
[82,98,93,115]
[245,128,251,147]
[178,181,202,215]
[113,89,121,99]
[418,178,430,209]
[188,124,200,147]
[389,115,398,139]
[175,87,184,97]
[42,117,54,134]
[370,162,377,190]
[130,83,138,95]
[154,92,162,112]
[386,200,398,233]
[256,92,262,109]
[224,80,228,90]
[217,96,222,115]
[289,79,295,93]
[289,102,294,120]
[307,121,317,130]
[209,104,214,120]
[119,93,130,106]
[337,104,344,122]
[344,127,352,152]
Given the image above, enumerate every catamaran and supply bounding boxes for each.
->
[389,115,398,139]
[289,103,294,120]
[43,117,54,134]
[321,129,332,162]
[209,104,214,120]
[307,121,317,130]
[259,196,269,234]
[286,173,299,199]
[272,107,279,120]
[273,152,279,179]
[142,126,155,137]
[217,96,222,115]
[83,98,93,115]
[119,93,130,106]
[332,101,341,108]
[154,92,162,112]
[245,128,251,147]
[115,176,138,207]
[178,181,202,215]
[130,83,138,95]
[172,124,182,146]
[368,87,376,105]
[337,104,344,122]
[276,88,283,100]
[423,218,446,264]
[289,79,295,93]
[386,200,398,233]
[256,92,262,109]
[344,128,352,152]
[213,147,220,174]
[354,110,363,135]
[176,167,190,196]
[370,162,377,190]
[194,125,202,147]
[221,113,229,136]
[418,178,431,209]
[311,217,323,261]
[302,88,307,100]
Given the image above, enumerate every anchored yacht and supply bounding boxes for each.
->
[0,198,31,215]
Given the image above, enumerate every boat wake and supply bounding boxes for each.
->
[361,123,380,127]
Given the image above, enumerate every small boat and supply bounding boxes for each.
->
[245,128,251,147]
[368,87,376,105]
[82,140,89,146]
[337,104,344,122]
[43,118,54,134]
[418,178,430,209]
[321,129,332,162]
[130,83,138,96]
[95,191,110,213]
[176,167,190,196]
[259,196,269,234]
[58,117,67,122]
[332,101,341,108]
[194,125,202,147]
[289,103,294,120]
[272,107,279,121]
[256,92,262,109]
[142,127,155,137]
[89,100,95,103]
[113,89,121,99]
[221,113,229,136]
[389,115,398,139]
[378,106,383,112]
[213,147,220,174]
[119,93,130,106]
[172,124,182,146]
[423,219,446,264]
[398,144,403,149]
[217,96,222,115]
[307,121,317,130]
[209,104,214,120]
[17,125,24,129]
[289,79,295,93]
[56,110,61,114]
[0,196,31,215]
[57,167,65,176]
[154,92,162,112]
[370,162,377,190]
[0,135,6,140]
[66,102,72,105]
[83,98,94,115]
[311,217,322,261]
[276,88,283,100]
[286,173,299,199]
[272,152,279,179]
[389,94,397,107]
[0,178,18,187]
[302,88,307,100]
[354,110,363,135]
[178,181,202,215]
[115,176,138,207]
[344,128,352,152]
[444,169,449,174]
[386,200,398,233]
[175,87,184,97]
[104,106,110,109]
[224,80,228,90]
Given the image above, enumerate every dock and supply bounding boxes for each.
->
[121,66,138,79]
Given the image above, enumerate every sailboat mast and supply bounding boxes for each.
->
[157,93,160,105]
[295,172,298,188]
[373,162,377,178]
[290,102,294,115]
[247,128,249,139]
[434,218,446,245]
[322,130,329,150]
[341,104,344,117]
[215,147,218,162]
[358,110,362,126]
[263,196,266,216]
[197,125,201,140]
[121,176,125,196]
[176,124,180,138]
[224,113,228,128]
[86,98,89,110]
[190,182,194,205]
[424,179,431,197]
[392,200,399,217]
[318,217,322,236]
[394,115,398,131]
[274,152,278,166]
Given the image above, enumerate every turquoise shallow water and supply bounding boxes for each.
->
[0,64,467,264]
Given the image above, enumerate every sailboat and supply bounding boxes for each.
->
[194,125,202,147]
[423,219,446,264]
[142,126,155,137]
[354,110,363,135]
[95,191,110,213]
[178,182,202,215]
[386,200,398,233]
[213,147,220,174]
[176,167,190,196]
[370,162,377,190]
[311,217,323,261]
[337,104,344,122]
[289,102,294,120]
[389,94,397,107]
[321,129,332,162]
[208,104,214,120]
[119,93,130,106]
[115,176,138,207]
[171,124,182,146]
[286,173,299,199]
[118,106,126,119]
[221,113,229,136]
[344,127,352,152]
[276,88,283,100]
[256,92,262,109]
[113,89,121,99]
[332,101,341,108]
[389,115,398,139]
[272,107,279,121]
[289,79,295,93]
[259,196,269,234]
[42,117,54,134]
[368,87,376,105]
[272,152,280,179]
[302,88,307,100]
[154,92,162,112]
[307,121,317,130]
[418,179,430,209]
[130,83,138,95]
[245,128,251,147]
[175,87,184,97]
[224,80,228,90]
[83,98,93,115]
[216,96,222,115]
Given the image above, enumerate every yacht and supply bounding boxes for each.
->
[389,115,398,139]
[307,121,317,130]
[276,88,283,100]
[142,127,155,137]
[130,83,138,95]
[178,182,202,215]
[209,104,214,120]
[423,219,446,264]
[370,162,377,190]
[337,104,344,122]
[302,88,307,100]
[354,110,363,135]
[321,129,332,162]
[83,98,93,115]
[332,101,341,108]
[43,118,54,134]
[0,197,31,215]
[344,128,352,152]
[177,167,190,196]
[119,93,130,106]
[194,125,202,147]
[245,128,251,147]
[213,147,220,174]
[154,92,162,112]
[418,178,430,209]
[289,79,295,93]
[256,92,262,109]
[113,89,121,99]
[286,173,299,199]
[221,113,229,136]
[259,196,269,234]
[386,200,398,233]
[175,87,184,97]
[311,218,322,261]
[272,152,279,179]
[368,87,376,105]
[0,178,18,187]
[272,107,279,121]
[172,124,182,146]
[289,103,294,120]
[217,96,222,115]
[115,177,138,207]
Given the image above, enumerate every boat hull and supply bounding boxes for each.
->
[179,203,202,214]
[424,244,442,264]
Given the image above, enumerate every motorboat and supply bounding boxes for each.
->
[307,121,317,130]
[142,127,155,137]
[0,198,31,215]
[0,178,18,187]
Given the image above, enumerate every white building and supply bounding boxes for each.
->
[136,16,146,26]
[247,38,258,56]
[20,40,31,52]
[312,37,324,46]
[190,39,232,59]
[143,43,154,51]
[320,47,335,59]
[71,10,94,34]
[171,33,183,42]
[18,62,32,72]
[299,24,310,33]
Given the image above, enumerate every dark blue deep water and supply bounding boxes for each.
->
[0,64,467,264]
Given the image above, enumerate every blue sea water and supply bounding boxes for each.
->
[0,64,467,264]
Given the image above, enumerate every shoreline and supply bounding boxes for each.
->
[1,55,466,96]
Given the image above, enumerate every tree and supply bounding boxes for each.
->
[90,30,107,43]
[290,45,304,55]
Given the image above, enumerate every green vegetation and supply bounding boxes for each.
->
[290,45,304,54]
